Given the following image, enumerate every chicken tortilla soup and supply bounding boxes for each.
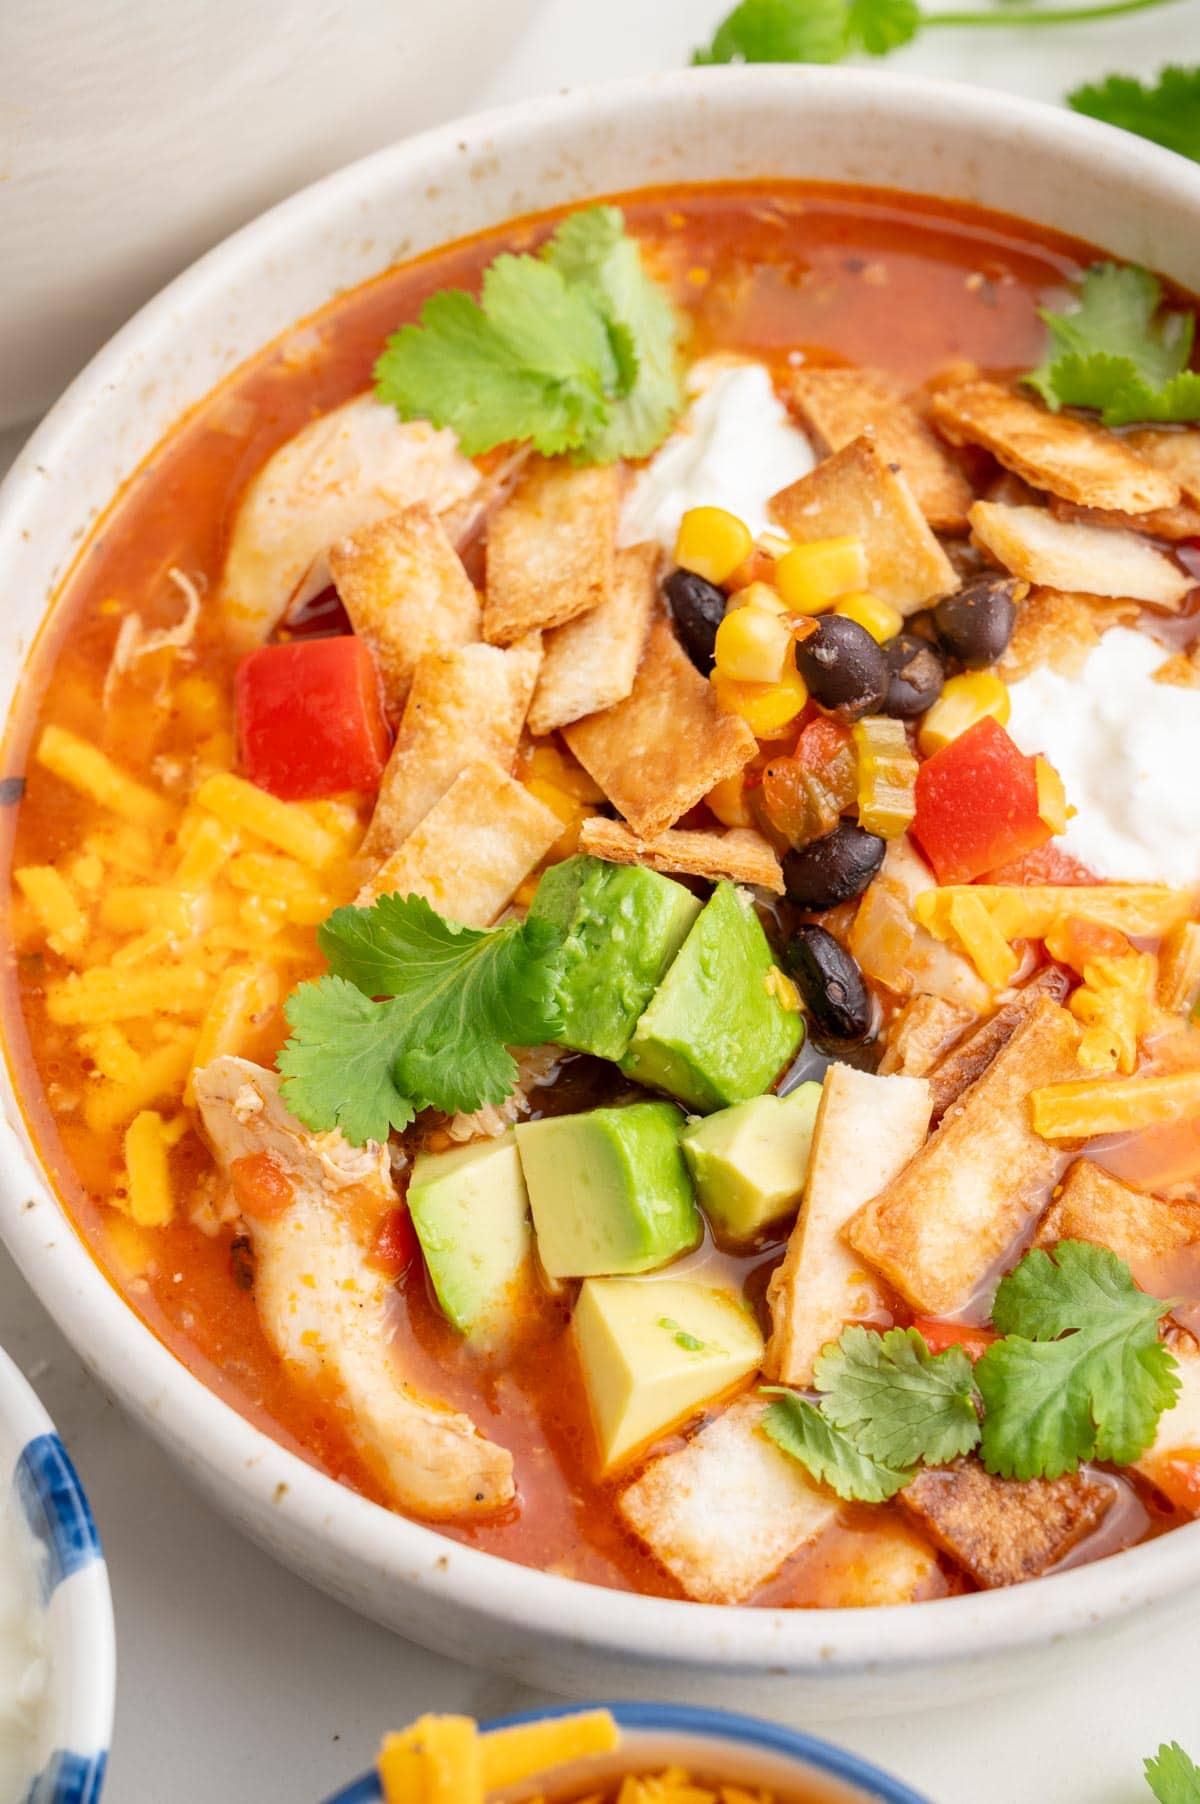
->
[6,183,1200,1611]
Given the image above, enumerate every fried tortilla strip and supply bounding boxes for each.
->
[1049,494,1200,544]
[1036,1159,1200,1301]
[998,586,1140,681]
[877,994,975,1078]
[787,368,973,532]
[801,1515,943,1608]
[193,1056,513,1518]
[969,502,1193,610]
[483,457,619,645]
[528,542,659,736]
[361,637,542,863]
[579,817,783,893]
[1135,1346,1200,1511]
[357,760,561,925]
[1127,427,1200,508]
[764,1066,932,1386]
[619,1397,837,1605]
[900,1460,1114,1588]
[771,438,959,614]
[847,998,1081,1315]
[924,966,1071,1122]
[329,503,481,713]
[930,380,1179,515]
[217,396,480,650]
[563,618,757,840]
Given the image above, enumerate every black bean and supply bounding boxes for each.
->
[933,576,1020,668]
[793,616,889,723]
[664,568,726,672]
[782,822,886,911]
[785,925,873,1043]
[883,631,945,718]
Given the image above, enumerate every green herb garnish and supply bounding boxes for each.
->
[374,205,684,462]
[1146,1743,1200,1803]
[814,1325,981,1469]
[659,1316,722,1354]
[763,1391,911,1502]
[1069,66,1200,164]
[1025,262,1200,426]
[277,892,563,1146]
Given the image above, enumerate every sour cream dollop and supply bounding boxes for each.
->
[0,1491,47,1803]
[1006,626,1200,888]
[620,358,815,549]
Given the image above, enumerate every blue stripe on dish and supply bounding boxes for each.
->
[14,1433,102,1598]
[23,1749,108,1804]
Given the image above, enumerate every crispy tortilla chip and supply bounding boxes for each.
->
[1127,428,1200,508]
[901,1461,1115,1589]
[356,760,561,926]
[998,586,1141,681]
[563,619,757,840]
[1036,1159,1200,1300]
[1136,1346,1200,1506]
[788,368,973,532]
[360,637,542,864]
[527,542,659,736]
[877,994,975,1078]
[329,503,480,713]
[847,998,1082,1315]
[925,966,1071,1121]
[930,380,1179,515]
[579,817,783,893]
[969,502,1193,610]
[1049,493,1200,543]
[770,438,959,614]
[483,457,619,645]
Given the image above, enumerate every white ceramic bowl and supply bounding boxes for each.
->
[2,67,1200,1720]
[0,1345,114,1801]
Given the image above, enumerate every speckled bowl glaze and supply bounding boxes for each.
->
[1,68,1199,1719]
[0,1347,113,1803]
[322,1702,932,1803]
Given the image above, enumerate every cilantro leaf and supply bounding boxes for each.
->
[1069,66,1200,165]
[692,0,852,65]
[813,1325,981,1469]
[277,893,564,1146]
[976,1241,1180,1480]
[374,207,683,462]
[1146,1742,1200,1804]
[846,0,920,54]
[1025,262,1200,427]
[762,1392,910,1502]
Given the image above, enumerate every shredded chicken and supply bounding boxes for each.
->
[192,1056,514,1518]
[445,1043,563,1142]
[102,566,202,708]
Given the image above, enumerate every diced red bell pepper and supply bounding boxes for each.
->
[911,1318,997,1361]
[982,843,1096,887]
[366,1207,419,1279]
[911,717,1051,886]
[236,636,390,801]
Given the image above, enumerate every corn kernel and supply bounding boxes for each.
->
[725,580,787,617]
[775,537,868,615]
[917,671,1011,756]
[714,606,793,684]
[705,772,753,828]
[711,664,808,736]
[673,506,754,585]
[1035,756,1070,835]
[835,592,905,644]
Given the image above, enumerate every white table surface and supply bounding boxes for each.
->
[4,3,1200,1797]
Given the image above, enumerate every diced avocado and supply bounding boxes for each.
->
[681,1081,823,1244]
[515,1101,700,1279]
[528,854,701,1062]
[406,1131,533,1343]
[572,1276,764,1471]
[620,882,805,1113]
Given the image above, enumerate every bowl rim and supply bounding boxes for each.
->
[0,1343,116,1792]
[2,63,1200,1684]
[321,1699,933,1803]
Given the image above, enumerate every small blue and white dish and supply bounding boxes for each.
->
[0,1346,113,1804]
[322,1699,931,1802]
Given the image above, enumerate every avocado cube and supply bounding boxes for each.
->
[516,1101,700,1279]
[406,1132,533,1344]
[621,882,805,1113]
[573,1276,764,1471]
[528,854,701,1062]
[681,1081,823,1245]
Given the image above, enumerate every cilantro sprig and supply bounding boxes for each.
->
[277,892,564,1146]
[1147,1743,1200,1804]
[1026,263,1200,426]
[763,1243,1179,1503]
[1069,66,1200,164]
[374,206,684,462]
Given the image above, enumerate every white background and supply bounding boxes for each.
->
[3,1,1200,1797]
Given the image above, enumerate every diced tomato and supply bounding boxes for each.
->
[911,717,1051,885]
[1043,914,1131,974]
[229,1151,295,1220]
[982,843,1097,886]
[366,1207,419,1279]
[912,1318,997,1361]
[235,636,391,801]
[759,715,857,846]
[1145,1451,1200,1517]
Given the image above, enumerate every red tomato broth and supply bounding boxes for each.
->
[3,181,1190,1605]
